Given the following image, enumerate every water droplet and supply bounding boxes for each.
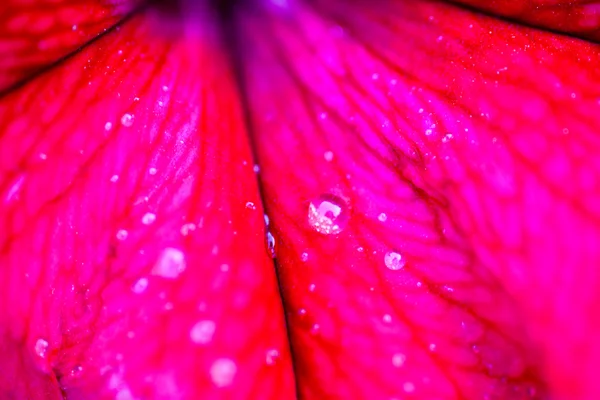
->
[180,222,196,236]
[308,283,316,292]
[403,382,415,393]
[310,324,320,334]
[116,229,128,241]
[190,320,216,344]
[245,201,256,210]
[300,252,309,262]
[141,212,156,225]
[428,343,437,352]
[71,365,83,377]
[384,251,405,271]
[152,247,186,279]
[121,113,134,127]
[253,165,260,173]
[210,358,237,387]
[392,353,406,367]
[110,174,119,183]
[148,167,157,175]
[264,214,270,226]
[298,308,307,316]
[132,277,148,293]
[265,349,280,365]
[442,133,454,143]
[266,232,276,258]
[307,193,349,235]
[34,338,48,358]
[104,122,112,131]
[383,314,392,323]
[324,151,334,162]
[220,263,229,272]
[162,85,169,92]
[378,212,387,222]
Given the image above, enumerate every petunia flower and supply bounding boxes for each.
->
[1,0,600,398]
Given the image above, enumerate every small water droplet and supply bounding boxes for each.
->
[110,174,119,183]
[308,283,316,292]
[384,251,405,271]
[132,277,148,293]
[301,252,309,262]
[392,353,406,367]
[121,113,134,127]
[162,85,169,92]
[253,165,260,173]
[34,338,48,358]
[310,323,320,334]
[116,229,128,241]
[220,263,229,272]
[428,343,437,352]
[307,193,350,235]
[210,358,237,387]
[104,122,112,131]
[141,212,156,225]
[383,314,392,323]
[190,320,216,344]
[148,167,157,175]
[71,365,83,377]
[264,214,270,226]
[265,349,280,365]
[245,201,256,210]
[324,151,334,162]
[152,247,186,279]
[378,212,387,222]
[298,308,307,316]
[266,232,276,258]
[403,382,415,393]
[180,222,196,236]
[442,133,454,143]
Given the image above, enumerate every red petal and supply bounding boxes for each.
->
[0,6,295,399]
[455,0,600,40]
[0,0,143,91]
[240,0,600,398]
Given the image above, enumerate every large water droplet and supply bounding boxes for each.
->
[384,251,405,271]
[210,358,237,387]
[34,338,48,358]
[152,247,186,279]
[190,320,216,344]
[307,194,349,235]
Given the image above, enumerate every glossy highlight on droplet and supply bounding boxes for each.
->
[307,193,349,235]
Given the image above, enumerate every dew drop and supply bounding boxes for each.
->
[265,349,280,365]
[210,358,237,387]
[120,113,134,127]
[104,122,113,131]
[300,252,309,262]
[141,212,156,225]
[442,133,454,143]
[245,201,256,210]
[392,353,406,367]
[310,323,320,334]
[308,283,316,292]
[307,193,349,235]
[148,167,157,175]
[253,165,260,173]
[180,222,196,236]
[378,212,387,222]
[384,251,405,271]
[383,314,392,323]
[152,247,186,279]
[323,151,334,162]
[116,229,128,241]
[110,174,119,183]
[132,277,148,293]
[34,338,48,358]
[403,382,415,393]
[71,365,83,377]
[266,232,276,258]
[190,320,216,344]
